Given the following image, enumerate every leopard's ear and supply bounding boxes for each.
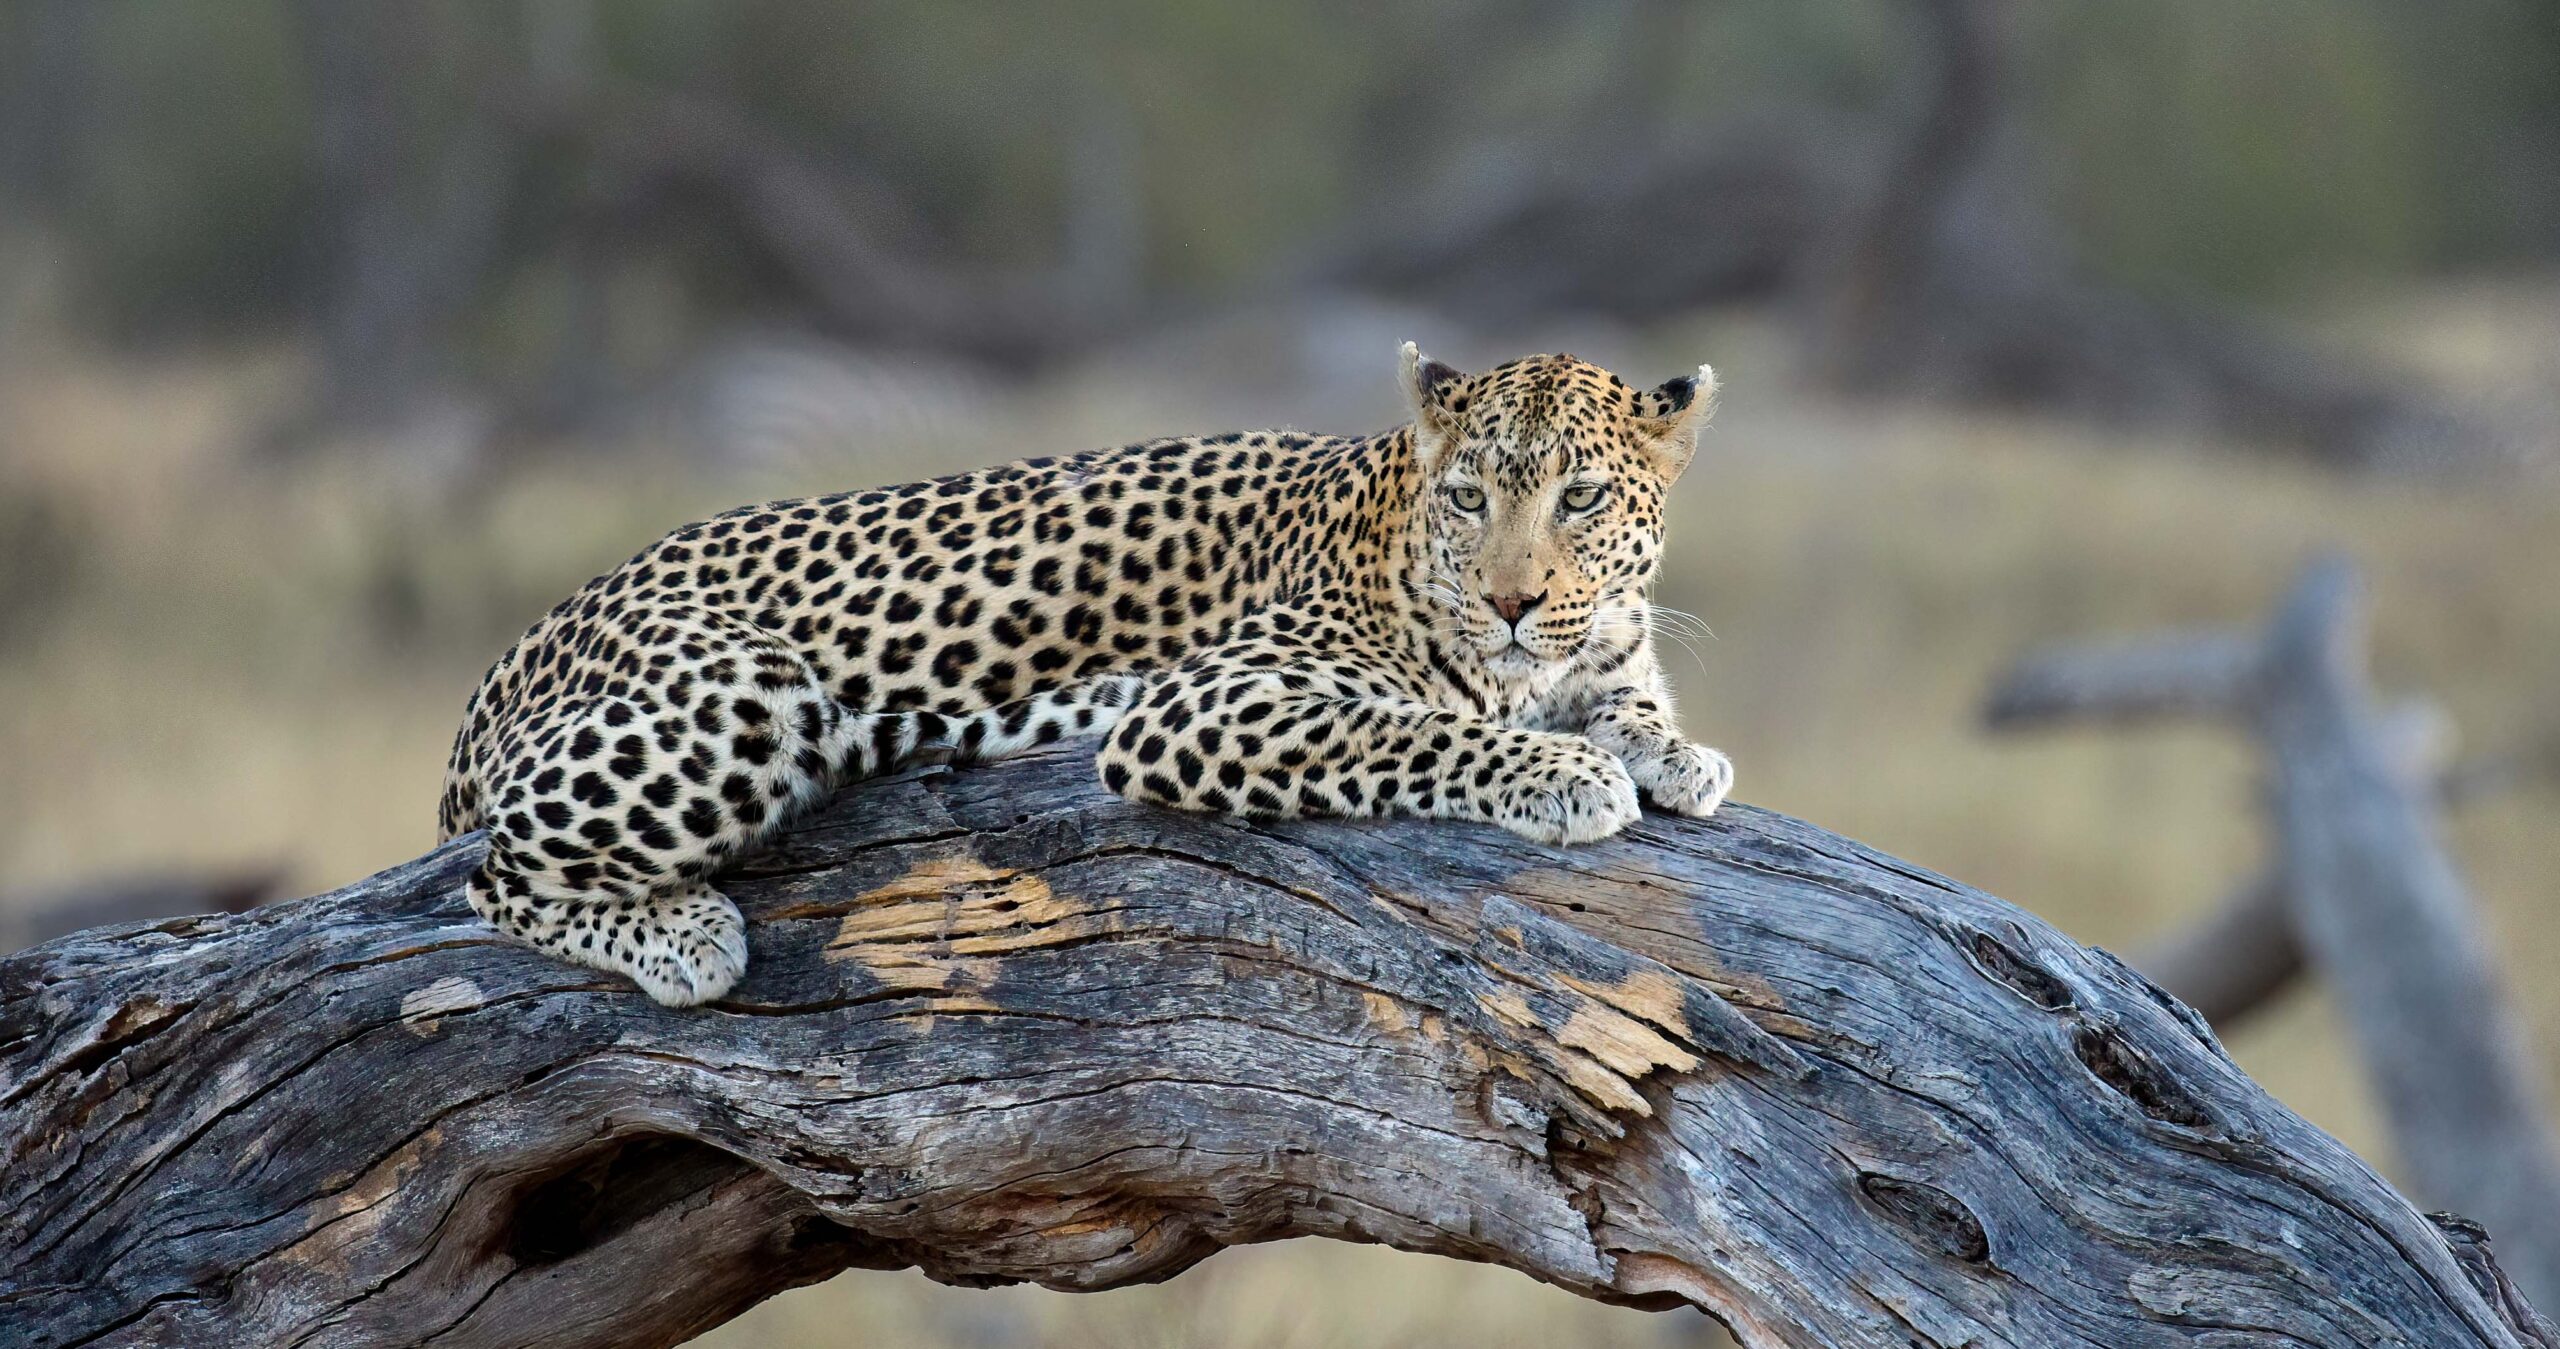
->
[1398,342,1471,463]
[1633,363,1718,482]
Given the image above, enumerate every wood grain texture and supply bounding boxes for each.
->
[3,743,2550,1348]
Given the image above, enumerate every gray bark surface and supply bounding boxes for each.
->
[3,744,2551,1347]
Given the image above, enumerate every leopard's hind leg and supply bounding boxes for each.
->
[463,606,842,1006]
[466,623,1147,1005]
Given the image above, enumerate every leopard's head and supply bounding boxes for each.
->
[1399,344,1715,682]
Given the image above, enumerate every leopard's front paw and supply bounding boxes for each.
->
[1494,741,1642,846]
[1625,740,1734,817]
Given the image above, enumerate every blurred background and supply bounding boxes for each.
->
[3,2,2557,1345]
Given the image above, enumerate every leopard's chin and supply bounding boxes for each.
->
[1483,642,1572,683]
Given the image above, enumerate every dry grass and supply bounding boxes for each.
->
[4,295,2556,1347]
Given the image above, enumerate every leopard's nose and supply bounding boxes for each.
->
[1489,591,1546,625]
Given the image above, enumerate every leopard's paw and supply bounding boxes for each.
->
[624,886,750,1007]
[1496,741,1642,846]
[1625,740,1734,817]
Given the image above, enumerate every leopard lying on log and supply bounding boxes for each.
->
[438,346,1732,1004]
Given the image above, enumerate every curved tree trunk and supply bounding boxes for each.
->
[3,746,2552,1347]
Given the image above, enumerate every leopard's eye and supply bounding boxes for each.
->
[1448,484,1487,512]
[1561,482,1606,512]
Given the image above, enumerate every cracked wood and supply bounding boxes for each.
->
[2,744,2552,1348]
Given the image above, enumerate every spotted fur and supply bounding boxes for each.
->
[439,347,1733,1005]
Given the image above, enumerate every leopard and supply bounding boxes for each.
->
[437,345,1735,1006]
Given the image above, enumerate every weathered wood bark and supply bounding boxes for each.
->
[4,745,2554,1347]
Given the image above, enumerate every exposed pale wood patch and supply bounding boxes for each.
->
[1361,990,1412,1035]
[400,975,484,1035]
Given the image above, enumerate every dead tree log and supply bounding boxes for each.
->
[5,746,2555,1348]
[1990,692,2451,1029]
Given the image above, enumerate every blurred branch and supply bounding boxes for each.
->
[0,868,278,955]
[2133,872,2301,1031]
[2123,696,2458,1029]
[516,84,1142,369]
[1814,0,2003,380]
[1305,0,2529,473]
[1985,559,2560,1309]
[6,1,2549,472]
[1982,630,2262,730]
[8,749,2556,1346]
[1985,609,2545,1030]
[2258,560,2560,1308]
[0,0,95,216]
[1290,131,1829,323]
[1801,0,2525,472]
